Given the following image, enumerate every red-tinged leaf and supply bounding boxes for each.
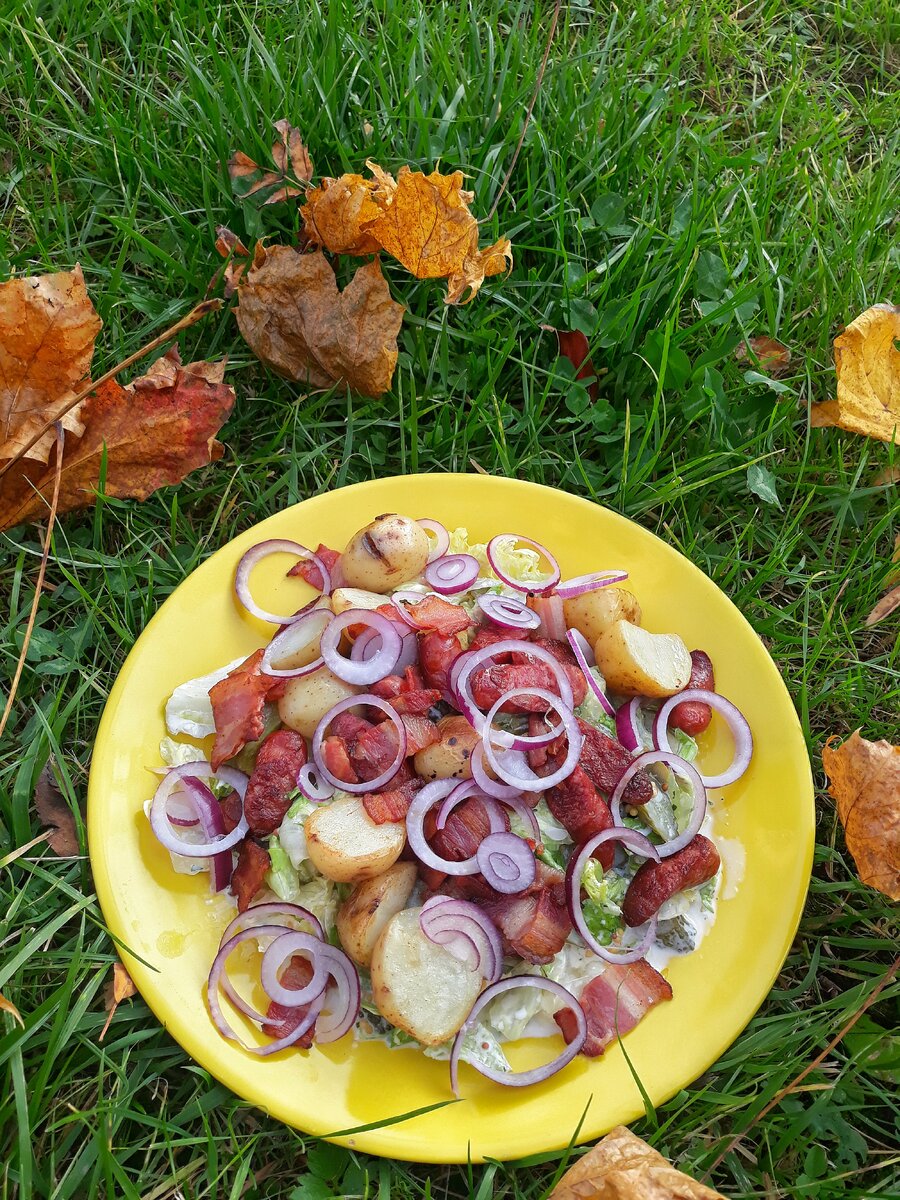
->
[550,327,599,400]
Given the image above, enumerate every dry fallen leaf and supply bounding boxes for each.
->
[301,173,383,255]
[0,347,235,533]
[214,226,251,298]
[364,163,512,304]
[235,245,404,397]
[550,1126,727,1200]
[228,119,313,205]
[0,991,24,1028]
[32,760,80,857]
[100,961,137,1040]
[810,304,900,443]
[866,585,900,627]
[872,466,899,487]
[822,731,900,901]
[0,265,103,462]
[735,335,792,378]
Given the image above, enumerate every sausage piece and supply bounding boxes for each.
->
[622,834,720,927]
[668,651,714,736]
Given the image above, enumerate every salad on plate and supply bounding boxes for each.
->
[147,513,753,1092]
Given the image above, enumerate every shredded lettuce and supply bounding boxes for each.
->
[448,527,553,589]
[700,876,717,913]
[164,657,244,739]
[580,861,627,945]
[454,1023,511,1073]
[159,737,206,768]
[482,968,549,1041]
[670,728,700,762]
[576,669,617,736]
[266,840,300,901]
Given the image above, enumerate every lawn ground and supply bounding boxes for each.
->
[0,1,898,1197]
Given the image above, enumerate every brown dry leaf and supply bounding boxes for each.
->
[215,226,251,298]
[822,731,900,901]
[100,961,137,1040]
[0,991,24,1028]
[872,466,899,487]
[235,245,404,397]
[866,586,900,626]
[735,335,792,377]
[0,347,235,533]
[32,760,80,857]
[271,118,313,184]
[301,174,382,255]
[364,163,512,304]
[810,304,900,443]
[228,120,312,205]
[544,326,600,400]
[0,265,103,462]
[551,1126,727,1200]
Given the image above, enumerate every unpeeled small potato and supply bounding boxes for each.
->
[336,862,418,967]
[564,586,642,645]
[304,794,406,883]
[369,907,484,1045]
[277,667,360,739]
[413,715,480,781]
[340,514,429,593]
[594,620,691,698]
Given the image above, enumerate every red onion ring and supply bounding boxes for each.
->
[419,896,503,983]
[261,929,331,1007]
[405,780,481,875]
[150,762,248,857]
[454,640,574,738]
[417,518,450,563]
[486,535,561,595]
[219,902,325,947]
[654,690,753,788]
[527,593,567,640]
[566,629,616,719]
[297,762,335,803]
[566,828,660,963]
[615,696,645,752]
[395,630,420,673]
[470,742,522,799]
[425,554,480,595]
[481,688,583,791]
[235,540,332,624]
[609,750,707,858]
[312,695,406,794]
[261,608,333,679]
[435,780,507,832]
[450,977,586,1094]
[556,570,628,600]
[476,831,536,894]
[179,777,233,892]
[476,594,541,631]
[165,787,200,827]
[500,794,541,842]
[320,610,402,686]
[314,943,361,1043]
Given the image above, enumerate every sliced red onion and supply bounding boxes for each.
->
[312,694,406,793]
[483,689,569,752]
[419,896,503,983]
[477,594,541,631]
[320,610,402,686]
[150,763,248,858]
[450,977,586,1094]
[417,518,450,563]
[395,631,420,673]
[556,570,628,600]
[405,780,481,875]
[165,787,200,828]
[261,930,331,1007]
[486,535,561,595]
[207,926,324,1054]
[435,779,506,833]
[219,902,325,946]
[609,750,707,858]
[454,640,574,738]
[297,762,335,804]
[566,629,616,720]
[654,690,753,788]
[470,742,523,799]
[261,608,332,679]
[388,591,425,627]
[180,776,232,892]
[235,539,331,624]
[476,831,536,894]
[314,943,361,1043]
[527,593,567,640]
[500,794,541,842]
[481,688,583,791]
[615,696,645,752]
[425,554,480,595]
[566,828,660,963]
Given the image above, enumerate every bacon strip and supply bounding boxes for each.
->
[244,729,307,836]
[286,543,341,590]
[362,777,423,825]
[483,888,572,964]
[209,650,284,771]
[554,959,673,1056]
[231,839,271,913]
[397,594,471,635]
[261,953,317,1046]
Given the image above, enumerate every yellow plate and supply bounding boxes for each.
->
[88,474,814,1163]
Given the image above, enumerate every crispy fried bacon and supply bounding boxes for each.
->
[209,650,284,770]
[554,959,673,1056]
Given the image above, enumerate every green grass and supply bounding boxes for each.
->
[1,0,898,1196]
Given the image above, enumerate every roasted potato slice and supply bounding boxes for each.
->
[304,794,405,883]
[413,715,480,781]
[593,620,691,698]
[336,862,418,967]
[278,668,360,739]
[563,586,642,644]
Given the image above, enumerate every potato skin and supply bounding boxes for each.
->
[304,794,406,883]
[563,587,642,645]
[277,668,360,739]
[336,862,418,967]
[594,620,691,698]
[369,908,484,1045]
[413,715,480,781]
[340,514,429,593]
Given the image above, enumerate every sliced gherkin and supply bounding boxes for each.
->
[637,786,678,841]
[655,915,698,953]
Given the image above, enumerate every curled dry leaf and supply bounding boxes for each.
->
[866,585,900,627]
[301,174,382,255]
[543,326,600,400]
[215,226,251,298]
[822,731,900,901]
[0,347,235,533]
[228,119,313,205]
[550,1125,727,1200]
[0,991,24,1028]
[734,335,792,378]
[0,265,103,462]
[100,961,137,1040]
[33,760,80,857]
[235,245,404,397]
[811,304,900,444]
